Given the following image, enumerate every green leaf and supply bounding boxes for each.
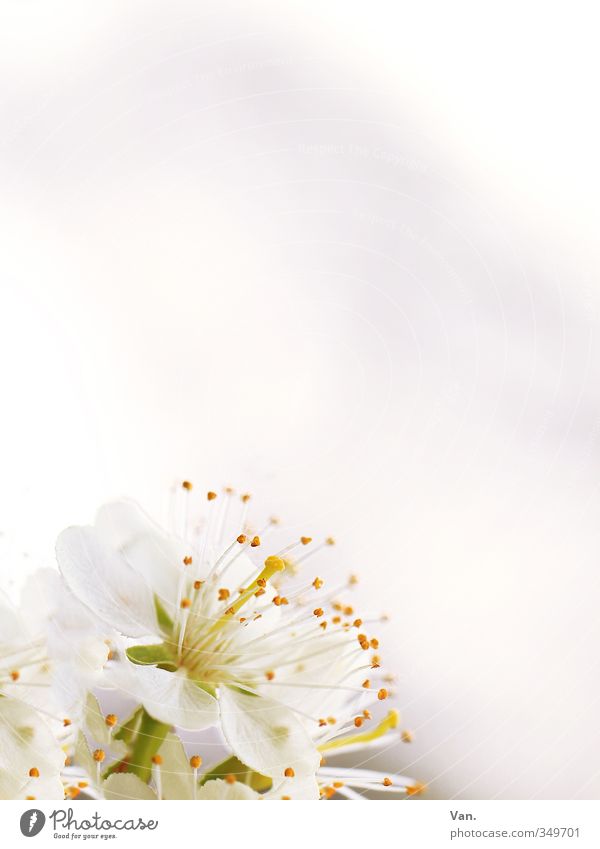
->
[154,595,174,634]
[113,706,143,745]
[200,754,272,792]
[126,643,177,671]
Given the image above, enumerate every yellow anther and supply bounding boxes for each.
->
[332,615,341,624]
[180,598,192,609]
[29,767,40,778]
[265,670,275,680]
[312,577,324,589]
[224,606,235,615]
[406,782,427,796]
[93,749,105,763]
[372,654,381,665]
[241,493,251,503]
[207,491,217,501]
[318,718,327,727]
[194,580,203,590]
[218,588,231,601]
[300,536,312,545]
[333,781,344,789]
[353,618,363,628]
[254,588,265,597]
[63,718,72,727]
[257,578,266,588]
[78,781,88,788]
[64,756,72,767]
[10,670,19,681]
[363,709,371,719]
[190,755,202,769]
[362,679,370,689]
[402,730,414,743]
[354,717,363,728]
[65,786,81,799]
[225,774,236,784]
[105,714,118,728]
[349,573,358,584]
[326,537,335,546]
[250,536,260,547]
[319,621,327,630]
[378,688,388,700]
[151,755,163,765]
[183,556,193,566]
[327,717,336,725]
[344,606,354,616]
[182,480,193,491]
[383,777,393,787]
[284,767,295,778]
[272,595,282,605]
[237,534,247,544]
[313,608,324,617]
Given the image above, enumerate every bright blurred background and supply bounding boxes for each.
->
[1,1,599,799]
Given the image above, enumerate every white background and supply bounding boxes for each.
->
[1,1,599,799]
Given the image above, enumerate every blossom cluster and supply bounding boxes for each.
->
[0,483,422,800]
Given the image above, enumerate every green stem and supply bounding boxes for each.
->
[104,708,170,783]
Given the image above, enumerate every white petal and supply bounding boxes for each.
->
[96,501,186,617]
[103,773,158,800]
[56,526,158,637]
[219,687,320,780]
[197,778,260,800]
[0,698,64,799]
[265,774,320,800]
[116,663,219,730]
[153,733,193,800]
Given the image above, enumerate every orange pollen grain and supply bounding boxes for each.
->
[319,621,327,630]
[225,606,235,615]
[207,491,217,501]
[78,781,88,788]
[332,616,341,624]
[363,709,371,719]
[183,556,193,566]
[65,786,81,799]
[318,719,327,727]
[64,757,72,767]
[63,718,72,727]
[333,781,344,789]
[250,535,260,547]
[218,588,231,601]
[190,755,202,769]
[281,795,291,800]
[312,577,324,589]
[254,588,265,597]
[284,767,295,778]
[237,534,247,544]
[28,768,40,778]
[362,679,370,688]
[194,580,203,590]
[180,598,192,609]
[327,716,336,725]
[344,606,354,616]
[225,774,236,784]
[10,670,19,681]
[257,578,266,588]
[300,536,312,545]
[265,670,275,681]
[241,494,251,503]
[401,730,414,743]
[353,618,363,628]
[370,638,380,649]
[93,749,105,763]
[383,777,393,787]
[326,537,335,546]
[272,595,282,606]
[378,688,388,700]
[105,714,117,727]
[182,480,193,491]
[313,608,324,617]
[151,755,163,765]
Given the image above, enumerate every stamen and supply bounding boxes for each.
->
[377,688,388,700]
[225,774,236,784]
[313,577,324,589]
[182,481,193,491]
[28,768,39,778]
[152,755,162,799]
[284,767,295,777]
[105,714,118,728]
[190,755,202,800]
[10,670,19,681]
[383,777,393,786]
[406,782,427,796]
[401,730,414,743]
